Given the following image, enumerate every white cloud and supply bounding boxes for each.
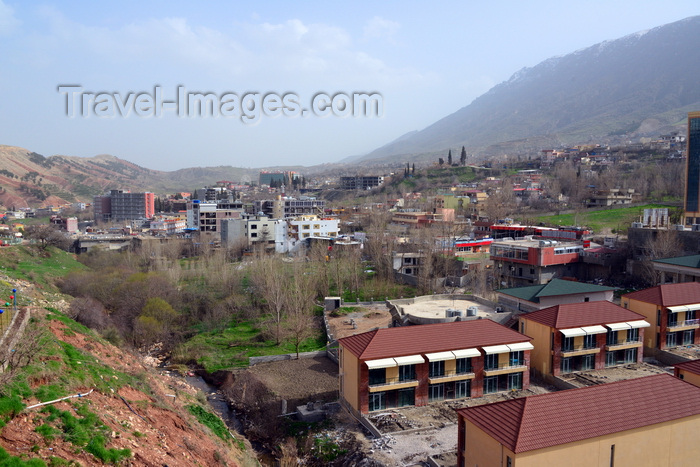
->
[363,16,399,42]
[0,0,20,35]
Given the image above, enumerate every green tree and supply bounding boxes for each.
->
[460,146,467,165]
[448,150,452,166]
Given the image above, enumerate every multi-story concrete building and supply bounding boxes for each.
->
[339,176,384,190]
[93,190,155,223]
[338,319,533,415]
[220,215,288,253]
[186,200,244,234]
[519,301,648,380]
[287,215,339,240]
[621,282,700,350]
[254,197,324,218]
[456,374,700,467]
[490,238,584,287]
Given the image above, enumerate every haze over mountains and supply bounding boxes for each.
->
[358,15,700,163]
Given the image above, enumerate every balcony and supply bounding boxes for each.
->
[368,376,419,393]
[483,363,527,376]
[560,345,601,358]
[605,339,643,351]
[667,319,700,332]
[428,370,475,384]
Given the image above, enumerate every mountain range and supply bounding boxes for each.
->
[357,15,700,163]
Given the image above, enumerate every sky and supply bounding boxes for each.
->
[0,1,699,171]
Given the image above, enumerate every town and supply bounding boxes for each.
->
[1,119,700,466]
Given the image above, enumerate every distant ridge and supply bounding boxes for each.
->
[358,16,700,163]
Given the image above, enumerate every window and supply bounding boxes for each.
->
[561,357,572,373]
[581,354,595,371]
[398,388,415,407]
[429,383,444,401]
[250,232,258,238]
[368,368,385,386]
[507,456,512,467]
[668,312,678,327]
[250,224,257,229]
[484,376,498,394]
[628,328,639,343]
[302,224,310,230]
[688,310,697,321]
[683,329,695,345]
[583,334,597,349]
[584,297,590,302]
[624,348,636,363]
[606,330,618,346]
[455,380,471,399]
[456,357,472,374]
[398,364,415,382]
[509,351,523,367]
[429,360,445,378]
[369,392,385,412]
[562,336,574,351]
[667,332,678,348]
[485,354,498,370]
[605,351,615,367]
[507,372,522,390]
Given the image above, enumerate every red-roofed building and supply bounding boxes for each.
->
[338,320,533,414]
[621,282,700,350]
[519,302,648,379]
[456,374,700,467]
[674,359,700,388]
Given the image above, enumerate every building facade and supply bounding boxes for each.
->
[621,282,700,350]
[490,239,585,287]
[338,319,533,415]
[519,302,648,379]
[684,111,700,225]
[456,374,700,467]
[496,278,616,313]
[93,190,155,223]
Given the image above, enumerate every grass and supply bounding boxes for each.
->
[38,404,131,464]
[0,245,85,290]
[186,405,232,442]
[532,204,675,234]
[0,447,47,466]
[173,320,327,372]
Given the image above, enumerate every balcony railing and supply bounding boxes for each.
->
[668,319,700,329]
[483,363,527,374]
[562,344,599,353]
[429,370,475,380]
[605,338,642,350]
[369,376,418,388]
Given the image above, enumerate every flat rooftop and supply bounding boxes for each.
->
[389,295,512,326]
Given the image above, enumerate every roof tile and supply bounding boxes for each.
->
[623,282,700,307]
[522,301,646,328]
[457,374,700,453]
[338,319,530,360]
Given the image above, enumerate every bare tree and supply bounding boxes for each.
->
[25,224,72,251]
[284,264,319,359]
[640,229,684,285]
[250,254,289,345]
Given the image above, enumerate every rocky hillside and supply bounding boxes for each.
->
[0,146,162,208]
[361,15,700,163]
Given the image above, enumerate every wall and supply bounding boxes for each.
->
[676,368,700,388]
[339,346,359,412]
[621,297,659,349]
[520,318,552,376]
[513,415,700,467]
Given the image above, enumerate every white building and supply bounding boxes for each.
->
[221,216,289,253]
[287,215,339,240]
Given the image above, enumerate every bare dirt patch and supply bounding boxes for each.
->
[327,304,393,340]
